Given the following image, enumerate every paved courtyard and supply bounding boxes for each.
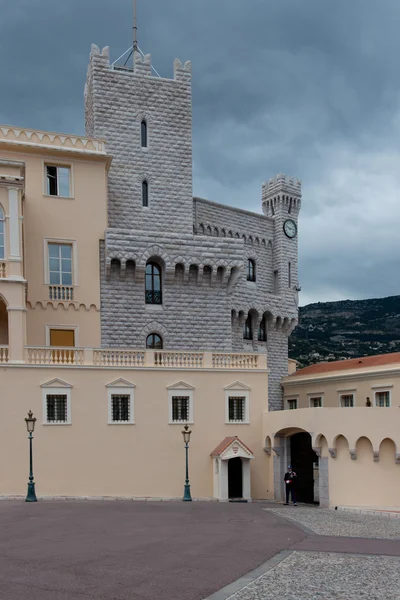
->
[0,501,399,600]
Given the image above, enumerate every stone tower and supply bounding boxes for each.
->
[84,46,193,234]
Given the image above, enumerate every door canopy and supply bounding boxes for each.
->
[211,436,254,461]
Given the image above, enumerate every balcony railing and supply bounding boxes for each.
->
[27,347,84,365]
[0,347,267,369]
[0,262,7,278]
[49,286,74,301]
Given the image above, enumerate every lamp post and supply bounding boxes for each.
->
[25,410,37,503]
[182,423,192,502]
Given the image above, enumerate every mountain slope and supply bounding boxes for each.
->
[289,295,400,367]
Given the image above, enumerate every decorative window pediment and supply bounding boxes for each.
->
[224,381,251,391]
[40,378,72,389]
[106,378,136,388]
[167,381,195,391]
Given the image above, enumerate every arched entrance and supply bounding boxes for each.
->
[228,457,243,500]
[290,432,318,503]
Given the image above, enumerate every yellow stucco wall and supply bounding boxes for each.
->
[0,365,270,500]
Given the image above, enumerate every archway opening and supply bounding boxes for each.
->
[290,432,318,503]
[228,457,243,500]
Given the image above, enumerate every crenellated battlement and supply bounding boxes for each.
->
[262,173,301,198]
[261,173,302,217]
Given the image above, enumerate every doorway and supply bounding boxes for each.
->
[290,432,318,504]
[228,457,243,499]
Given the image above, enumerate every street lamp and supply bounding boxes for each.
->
[182,423,192,502]
[24,410,38,503]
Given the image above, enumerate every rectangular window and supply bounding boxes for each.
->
[48,243,73,286]
[46,165,71,197]
[172,396,190,422]
[111,394,131,422]
[273,270,279,294]
[46,394,68,423]
[310,397,322,408]
[49,329,75,347]
[228,396,246,422]
[287,399,297,410]
[375,391,390,407]
[340,394,354,408]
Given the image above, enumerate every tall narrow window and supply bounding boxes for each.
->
[258,316,266,342]
[228,396,246,422]
[46,165,71,197]
[243,315,252,340]
[141,120,147,147]
[273,270,279,294]
[48,243,73,285]
[142,180,148,207]
[171,396,190,422]
[146,333,163,349]
[0,206,4,259]
[145,262,162,304]
[288,262,291,287]
[247,259,256,282]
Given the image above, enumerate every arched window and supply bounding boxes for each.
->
[142,180,148,207]
[0,206,4,259]
[258,316,267,342]
[146,333,163,349]
[247,259,256,282]
[141,120,147,147]
[145,262,162,304]
[243,315,252,340]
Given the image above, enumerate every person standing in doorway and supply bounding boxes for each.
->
[284,465,297,505]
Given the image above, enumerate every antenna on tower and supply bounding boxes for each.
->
[133,0,138,57]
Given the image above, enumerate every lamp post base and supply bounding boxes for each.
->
[183,483,192,502]
[25,482,38,503]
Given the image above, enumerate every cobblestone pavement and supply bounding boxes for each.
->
[228,552,400,600]
[265,505,400,539]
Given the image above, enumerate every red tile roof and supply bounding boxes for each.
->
[291,352,400,377]
[210,436,253,457]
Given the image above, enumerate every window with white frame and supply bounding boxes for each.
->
[225,389,250,424]
[340,394,354,408]
[0,205,4,259]
[228,396,246,422]
[287,398,298,410]
[168,385,194,424]
[107,382,135,424]
[42,387,71,424]
[172,396,190,422]
[46,165,71,197]
[375,390,390,407]
[310,396,323,408]
[48,243,73,285]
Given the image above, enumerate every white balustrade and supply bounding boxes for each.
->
[49,286,74,301]
[11,347,263,369]
[212,353,259,369]
[154,351,204,368]
[27,347,84,365]
[0,346,9,363]
[93,349,146,367]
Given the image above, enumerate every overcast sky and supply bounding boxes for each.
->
[1,0,399,305]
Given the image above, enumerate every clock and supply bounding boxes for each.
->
[283,219,297,239]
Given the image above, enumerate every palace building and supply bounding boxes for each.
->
[0,39,398,509]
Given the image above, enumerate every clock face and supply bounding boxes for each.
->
[283,219,297,239]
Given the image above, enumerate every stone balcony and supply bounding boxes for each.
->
[0,346,267,370]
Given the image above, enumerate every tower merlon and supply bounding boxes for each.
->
[174,59,192,83]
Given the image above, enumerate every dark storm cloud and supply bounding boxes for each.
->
[1,0,400,304]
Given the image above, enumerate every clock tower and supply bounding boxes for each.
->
[262,173,301,299]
